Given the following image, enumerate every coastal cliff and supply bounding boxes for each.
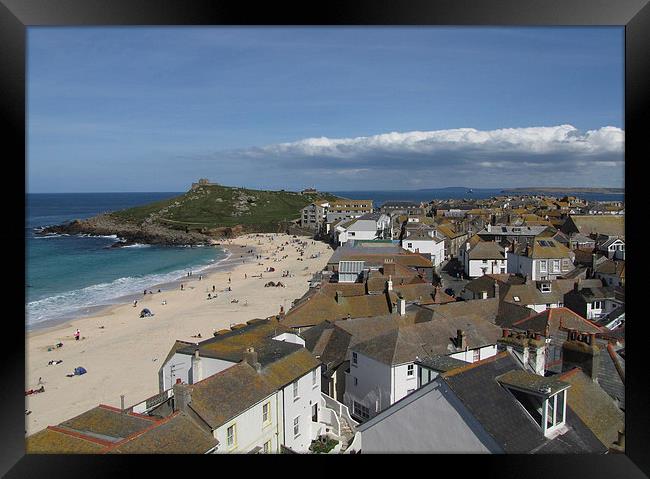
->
[39,213,213,246]
[38,184,342,245]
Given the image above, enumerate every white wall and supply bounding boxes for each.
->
[449,345,498,363]
[213,392,280,453]
[468,259,506,278]
[392,362,419,402]
[161,353,236,391]
[345,352,392,420]
[282,367,322,452]
[403,239,445,267]
[272,333,306,346]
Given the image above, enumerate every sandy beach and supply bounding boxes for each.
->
[25,233,332,436]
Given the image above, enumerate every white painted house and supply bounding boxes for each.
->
[461,240,508,278]
[343,310,501,422]
[597,237,625,260]
[507,238,574,281]
[334,213,391,246]
[401,228,445,268]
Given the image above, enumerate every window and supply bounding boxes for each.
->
[312,403,318,422]
[551,260,560,273]
[540,282,551,293]
[513,296,520,302]
[293,416,300,437]
[473,349,480,362]
[263,440,272,454]
[592,301,603,309]
[262,402,270,425]
[349,232,355,236]
[539,260,547,272]
[500,268,506,274]
[482,259,488,264]
[312,369,318,387]
[353,376,358,386]
[293,381,299,400]
[407,242,413,248]
[227,424,236,448]
[353,401,370,420]
[407,364,414,376]
[352,352,358,365]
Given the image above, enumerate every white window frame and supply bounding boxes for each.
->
[263,440,272,454]
[539,260,547,272]
[293,416,300,438]
[551,259,560,273]
[226,424,236,449]
[407,364,414,377]
[352,352,358,366]
[293,381,299,401]
[262,402,271,426]
[312,369,318,388]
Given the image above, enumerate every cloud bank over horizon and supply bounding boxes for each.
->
[198,124,624,190]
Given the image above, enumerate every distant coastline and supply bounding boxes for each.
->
[501,187,624,195]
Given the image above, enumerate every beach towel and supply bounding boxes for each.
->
[74,367,87,376]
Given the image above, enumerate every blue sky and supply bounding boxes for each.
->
[27,27,624,192]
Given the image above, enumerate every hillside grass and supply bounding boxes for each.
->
[111,184,343,231]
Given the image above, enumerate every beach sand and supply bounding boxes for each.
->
[25,233,332,436]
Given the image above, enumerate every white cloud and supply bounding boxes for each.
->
[248,124,623,160]
[199,124,624,189]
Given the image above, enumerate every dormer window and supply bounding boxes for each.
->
[497,370,569,438]
[513,296,520,302]
[540,282,551,293]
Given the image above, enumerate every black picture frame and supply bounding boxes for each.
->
[2,0,648,476]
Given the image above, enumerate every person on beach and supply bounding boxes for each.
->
[161,300,167,305]
[180,284,184,291]
[245,274,247,279]
[212,285,216,292]
[74,329,80,341]
[133,300,137,307]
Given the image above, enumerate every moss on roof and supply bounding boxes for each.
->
[26,427,111,454]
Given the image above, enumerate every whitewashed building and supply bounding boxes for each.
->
[507,238,574,281]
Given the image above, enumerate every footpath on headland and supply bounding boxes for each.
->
[25,233,332,436]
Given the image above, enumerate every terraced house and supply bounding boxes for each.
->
[507,238,574,281]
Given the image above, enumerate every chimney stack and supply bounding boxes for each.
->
[561,329,600,380]
[383,258,396,277]
[398,296,406,316]
[120,395,125,413]
[243,347,262,372]
[494,281,500,298]
[591,254,598,275]
[386,275,393,292]
[192,349,203,383]
[173,383,191,412]
[335,290,342,303]
[457,329,467,350]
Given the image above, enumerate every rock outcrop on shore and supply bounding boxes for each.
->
[38,214,212,246]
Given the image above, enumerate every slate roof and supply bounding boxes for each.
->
[26,427,112,454]
[495,301,536,328]
[178,319,297,366]
[468,241,506,260]
[596,341,625,409]
[187,348,319,429]
[427,298,501,325]
[301,321,352,373]
[59,405,157,442]
[513,239,573,259]
[511,307,603,336]
[416,355,470,372]
[562,215,625,237]
[558,368,624,448]
[594,259,625,278]
[440,352,607,453]
[281,289,394,328]
[106,411,218,454]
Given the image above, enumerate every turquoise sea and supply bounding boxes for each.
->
[26,193,226,330]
